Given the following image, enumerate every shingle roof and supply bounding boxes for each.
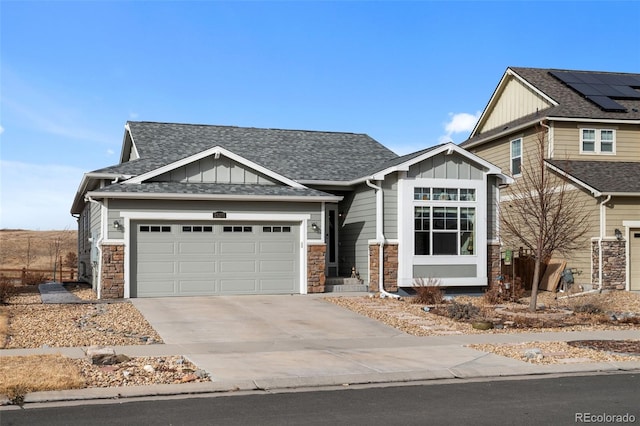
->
[546,160,640,194]
[100,122,399,182]
[92,182,337,198]
[462,67,640,147]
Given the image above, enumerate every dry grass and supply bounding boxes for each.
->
[0,229,77,270]
[0,307,8,347]
[0,355,85,403]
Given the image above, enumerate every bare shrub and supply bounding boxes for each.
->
[0,275,16,304]
[23,272,48,286]
[445,301,480,321]
[412,277,444,305]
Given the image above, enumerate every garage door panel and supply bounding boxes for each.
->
[220,260,256,273]
[137,280,176,295]
[179,242,216,254]
[135,222,299,297]
[220,279,257,292]
[178,281,217,294]
[260,241,295,254]
[220,241,256,254]
[178,261,216,273]
[138,262,175,274]
[138,242,175,255]
[260,279,296,292]
[260,260,296,273]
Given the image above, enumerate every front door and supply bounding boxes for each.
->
[325,205,339,277]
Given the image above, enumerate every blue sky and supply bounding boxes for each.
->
[1,1,639,230]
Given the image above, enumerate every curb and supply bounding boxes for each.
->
[4,363,640,407]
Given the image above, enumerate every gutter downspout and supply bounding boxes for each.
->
[597,195,611,291]
[366,179,400,299]
[86,196,105,299]
[539,120,552,158]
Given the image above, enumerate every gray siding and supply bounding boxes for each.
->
[338,183,376,281]
[77,203,93,283]
[408,152,484,180]
[150,155,277,185]
[383,175,398,240]
[108,199,321,240]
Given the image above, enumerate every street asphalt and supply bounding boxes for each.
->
[1,284,639,406]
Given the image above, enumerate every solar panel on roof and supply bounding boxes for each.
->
[549,70,640,112]
[585,95,628,112]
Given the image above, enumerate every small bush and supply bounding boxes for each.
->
[413,278,444,305]
[23,272,48,286]
[573,303,602,314]
[445,301,480,321]
[0,275,16,304]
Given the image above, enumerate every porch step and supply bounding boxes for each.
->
[324,277,369,293]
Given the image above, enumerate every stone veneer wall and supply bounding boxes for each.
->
[591,239,626,290]
[487,242,502,289]
[369,243,398,293]
[307,244,326,293]
[101,243,124,299]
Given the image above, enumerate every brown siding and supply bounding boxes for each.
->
[551,122,640,160]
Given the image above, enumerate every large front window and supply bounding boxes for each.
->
[413,188,476,256]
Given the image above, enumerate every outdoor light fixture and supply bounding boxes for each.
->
[311,223,319,232]
[615,228,623,240]
[114,220,122,230]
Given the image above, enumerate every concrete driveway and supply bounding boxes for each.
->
[131,294,403,345]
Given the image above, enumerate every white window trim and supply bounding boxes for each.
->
[579,128,616,155]
[510,137,523,177]
[399,177,487,287]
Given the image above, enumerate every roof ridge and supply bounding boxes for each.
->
[509,66,640,77]
[127,121,370,136]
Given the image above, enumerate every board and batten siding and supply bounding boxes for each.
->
[382,175,398,240]
[338,183,376,281]
[150,155,277,185]
[408,152,484,181]
[551,122,640,160]
[487,176,498,241]
[477,75,552,134]
[107,199,321,240]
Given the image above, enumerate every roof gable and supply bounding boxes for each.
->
[474,69,555,134]
[124,121,398,182]
[126,146,302,188]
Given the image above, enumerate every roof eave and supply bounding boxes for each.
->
[86,191,343,203]
[544,161,602,197]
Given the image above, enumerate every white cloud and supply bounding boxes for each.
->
[129,112,139,119]
[106,149,115,156]
[0,160,84,230]
[0,125,4,134]
[439,111,481,143]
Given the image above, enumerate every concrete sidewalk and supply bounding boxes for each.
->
[2,288,639,406]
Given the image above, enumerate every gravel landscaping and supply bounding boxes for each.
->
[325,290,640,363]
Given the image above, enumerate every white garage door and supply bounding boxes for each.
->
[132,222,300,297]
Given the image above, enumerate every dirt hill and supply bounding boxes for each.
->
[0,229,77,270]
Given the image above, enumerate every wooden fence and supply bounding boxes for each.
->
[500,248,548,291]
[0,256,78,284]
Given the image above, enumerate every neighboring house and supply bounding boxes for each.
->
[71,121,510,299]
[461,67,640,291]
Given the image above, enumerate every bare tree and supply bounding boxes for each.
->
[47,235,64,282]
[500,123,590,311]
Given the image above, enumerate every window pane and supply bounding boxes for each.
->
[461,231,474,255]
[433,207,445,229]
[223,226,232,232]
[282,226,291,232]
[445,207,457,230]
[414,187,430,200]
[203,226,213,232]
[511,139,521,156]
[193,226,202,232]
[182,226,191,232]
[601,142,613,152]
[161,226,171,232]
[415,232,430,255]
[582,129,595,140]
[600,130,613,141]
[263,226,272,232]
[461,208,475,231]
[460,189,476,201]
[433,233,457,255]
[582,141,595,152]
[512,157,521,175]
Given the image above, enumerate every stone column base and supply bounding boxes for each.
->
[307,244,326,293]
[591,239,626,290]
[369,243,398,293]
[101,243,124,299]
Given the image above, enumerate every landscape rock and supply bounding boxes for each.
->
[86,346,118,365]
